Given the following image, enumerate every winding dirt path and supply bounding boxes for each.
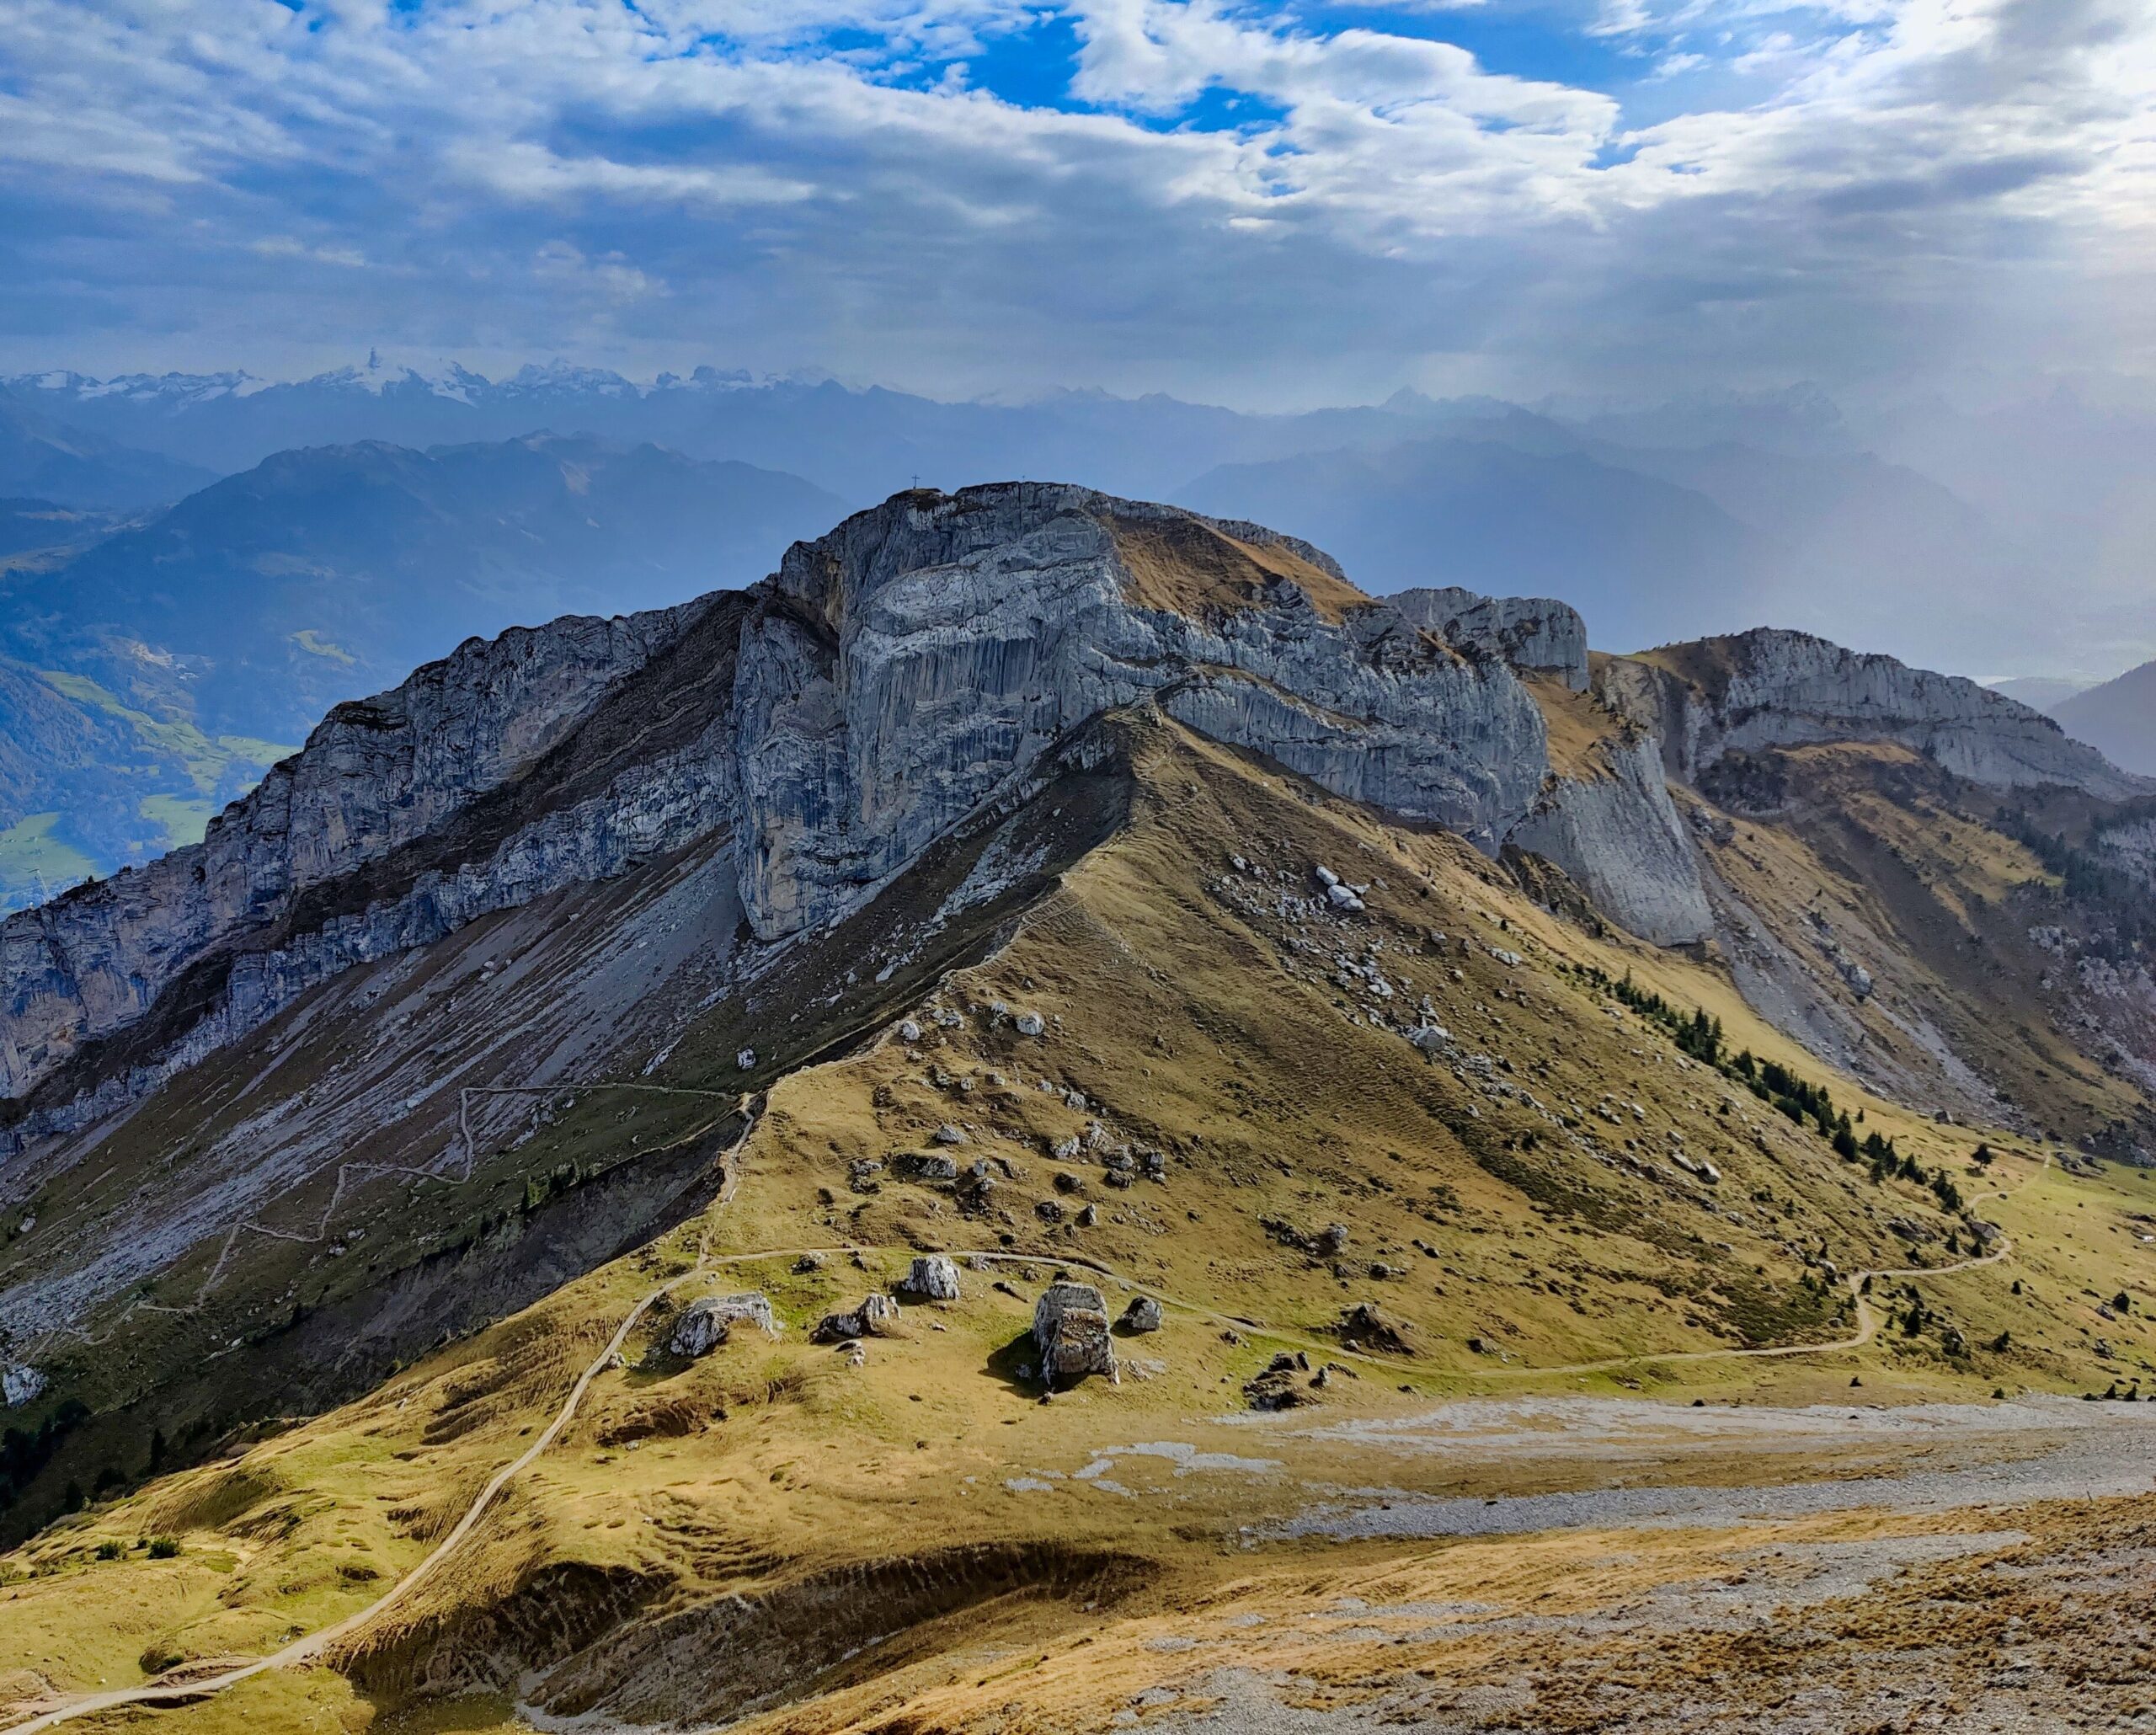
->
[1,1097,760,1735]
[0,1140,2051,1730]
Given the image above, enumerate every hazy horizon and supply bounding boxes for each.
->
[7,3,2156,406]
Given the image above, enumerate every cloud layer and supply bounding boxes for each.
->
[2,0,2151,403]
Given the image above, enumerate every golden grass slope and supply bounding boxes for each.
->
[7,715,2156,1731]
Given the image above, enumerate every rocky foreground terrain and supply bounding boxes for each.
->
[0,483,2153,1732]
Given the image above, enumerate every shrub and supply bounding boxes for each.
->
[147,1536,180,1560]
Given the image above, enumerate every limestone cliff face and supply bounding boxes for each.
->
[733,485,1553,937]
[1508,733,1715,948]
[1603,629,2148,800]
[2098,815,2156,890]
[3,485,1577,1133]
[14,488,2148,1145]
[0,601,729,1116]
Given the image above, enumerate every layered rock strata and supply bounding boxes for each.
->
[7,485,2147,1147]
[732,485,1550,937]
[1603,630,2148,800]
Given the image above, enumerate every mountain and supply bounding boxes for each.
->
[1,484,2154,1732]
[5,361,1519,503]
[2053,659,2156,776]
[1989,675,2091,711]
[1177,435,1775,651]
[1542,382,1859,456]
[14,360,2126,673]
[0,388,216,510]
[1178,430,2079,670]
[0,434,846,908]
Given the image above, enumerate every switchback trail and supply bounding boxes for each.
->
[0,1142,2049,1729]
[1,1098,760,1735]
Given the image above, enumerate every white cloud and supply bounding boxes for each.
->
[0,0,2149,399]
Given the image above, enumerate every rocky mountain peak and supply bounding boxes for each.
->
[732,483,1550,937]
[1604,627,2148,799]
[5,484,2150,1156]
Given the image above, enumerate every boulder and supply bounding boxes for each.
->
[1337,1301,1414,1356]
[1015,1011,1046,1037]
[905,1254,963,1301]
[1244,1352,1314,1411]
[704,1291,780,1336]
[665,1299,732,1359]
[1033,1281,1118,1385]
[1119,1295,1164,1334]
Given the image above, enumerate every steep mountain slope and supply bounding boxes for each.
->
[0,391,215,511]
[2052,657,2156,777]
[0,710,2147,1732]
[0,484,2152,1732]
[0,435,844,909]
[1595,631,2156,1146]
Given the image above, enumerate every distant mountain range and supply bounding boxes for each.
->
[2052,660,2156,777]
[3,355,2149,905]
[13,357,2143,674]
[0,433,844,906]
[0,387,216,509]
[1180,428,2047,662]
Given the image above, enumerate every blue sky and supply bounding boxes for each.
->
[1,1,2151,406]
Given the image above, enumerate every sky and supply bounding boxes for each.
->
[2,0,2153,408]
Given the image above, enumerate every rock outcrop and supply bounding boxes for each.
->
[903,1255,963,1300]
[814,1294,903,1342]
[666,1298,732,1359]
[1390,588,1590,692]
[1603,630,2148,800]
[1,598,739,1118]
[1508,733,1715,947]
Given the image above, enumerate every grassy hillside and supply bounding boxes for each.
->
[4,718,2152,1728]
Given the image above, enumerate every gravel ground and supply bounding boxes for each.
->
[1130,1397,2156,1734]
